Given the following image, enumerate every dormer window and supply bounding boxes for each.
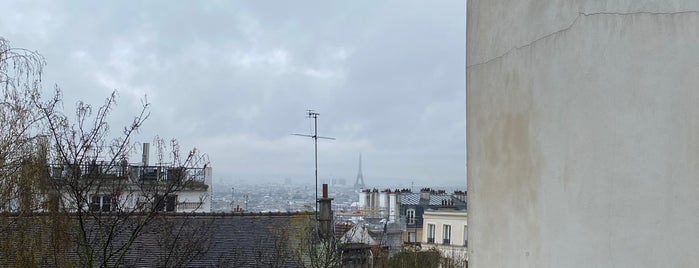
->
[407,208,416,224]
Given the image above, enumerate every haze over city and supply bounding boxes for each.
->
[0,1,466,187]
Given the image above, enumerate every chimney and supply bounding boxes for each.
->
[420,188,431,201]
[388,190,399,222]
[379,189,389,219]
[370,189,379,210]
[453,190,467,203]
[358,190,367,209]
[318,184,334,240]
[142,143,150,166]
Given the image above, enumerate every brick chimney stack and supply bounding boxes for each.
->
[318,184,334,240]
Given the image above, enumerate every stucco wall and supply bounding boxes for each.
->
[422,210,468,246]
[423,210,468,261]
[466,1,699,267]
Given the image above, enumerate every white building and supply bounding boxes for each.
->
[49,163,212,213]
[357,189,401,222]
[422,209,467,262]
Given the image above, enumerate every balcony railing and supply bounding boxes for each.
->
[427,237,435,243]
[177,202,204,210]
[49,163,128,180]
[48,163,206,184]
[443,238,450,245]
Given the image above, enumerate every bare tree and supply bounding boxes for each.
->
[152,214,216,267]
[1,36,213,267]
[249,221,294,268]
[383,247,442,268]
[37,84,210,268]
[290,214,343,268]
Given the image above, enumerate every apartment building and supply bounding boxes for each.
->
[422,208,467,262]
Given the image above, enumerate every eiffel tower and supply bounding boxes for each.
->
[354,154,366,189]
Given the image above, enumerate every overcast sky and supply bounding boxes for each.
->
[1,1,466,188]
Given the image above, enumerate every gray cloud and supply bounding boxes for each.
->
[1,0,466,187]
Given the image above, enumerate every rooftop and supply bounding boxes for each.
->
[400,193,467,207]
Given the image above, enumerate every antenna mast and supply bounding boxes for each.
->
[292,110,335,216]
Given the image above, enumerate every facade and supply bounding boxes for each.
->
[49,162,212,213]
[355,188,468,244]
[422,209,467,262]
[400,189,466,244]
[467,1,699,267]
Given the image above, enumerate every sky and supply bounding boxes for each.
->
[1,1,466,188]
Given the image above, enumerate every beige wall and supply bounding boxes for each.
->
[467,1,699,267]
[403,227,423,244]
[422,210,468,260]
[422,210,467,246]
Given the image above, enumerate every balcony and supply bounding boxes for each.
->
[177,201,204,211]
[49,163,128,180]
[49,163,208,189]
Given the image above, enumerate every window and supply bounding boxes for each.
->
[427,224,436,243]
[464,225,468,247]
[443,224,451,245]
[90,195,113,212]
[408,232,416,243]
[407,208,415,225]
[154,195,178,212]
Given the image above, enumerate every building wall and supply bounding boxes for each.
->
[54,165,212,213]
[422,210,467,247]
[467,1,699,267]
[402,227,423,244]
[177,190,211,213]
[61,190,210,213]
[422,210,467,261]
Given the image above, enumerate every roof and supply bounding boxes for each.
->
[0,213,303,267]
[400,193,467,208]
[341,225,378,245]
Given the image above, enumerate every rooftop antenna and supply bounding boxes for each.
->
[292,110,335,217]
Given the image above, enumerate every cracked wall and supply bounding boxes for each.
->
[467,1,699,267]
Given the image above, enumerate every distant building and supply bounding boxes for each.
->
[39,143,212,213]
[353,187,467,247]
[357,188,401,222]
[400,188,466,244]
[422,208,468,262]
[47,162,212,213]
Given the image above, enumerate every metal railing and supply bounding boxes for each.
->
[177,202,204,210]
[48,163,206,183]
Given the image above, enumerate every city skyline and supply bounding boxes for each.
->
[0,1,466,186]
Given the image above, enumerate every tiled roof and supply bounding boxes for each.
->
[400,193,467,207]
[1,213,303,267]
[137,214,301,267]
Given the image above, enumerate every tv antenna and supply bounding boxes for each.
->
[292,110,335,216]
